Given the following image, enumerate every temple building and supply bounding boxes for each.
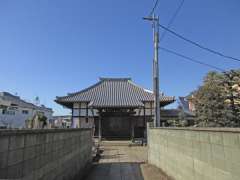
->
[55,78,175,139]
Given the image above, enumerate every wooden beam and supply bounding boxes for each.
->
[144,103,146,126]
[131,117,135,140]
[71,106,74,128]
[79,103,81,128]
[98,109,102,142]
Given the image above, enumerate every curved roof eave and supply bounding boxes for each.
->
[55,78,175,108]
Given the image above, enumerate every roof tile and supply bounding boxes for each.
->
[56,78,175,108]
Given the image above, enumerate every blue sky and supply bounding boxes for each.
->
[0,0,239,115]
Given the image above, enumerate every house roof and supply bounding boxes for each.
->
[160,109,195,117]
[0,92,53,112]
[55,78,175,108]
[179,97,190,111]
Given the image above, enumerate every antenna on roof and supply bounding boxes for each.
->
[34,96,40,106]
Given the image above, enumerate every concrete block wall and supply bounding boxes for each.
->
[148,127,240,180]
[0,128,92,180]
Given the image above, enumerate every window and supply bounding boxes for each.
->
[85,118,88,123]
[2,110,15,115]
[22,110,29,114]
[2,109,6,114]
[9,111,15,115]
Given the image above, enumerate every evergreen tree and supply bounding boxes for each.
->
[222,70,240,126]
[193,70,240,127]
[193,72,226,127]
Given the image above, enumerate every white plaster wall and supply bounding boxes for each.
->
[79,117,94,128]
[0,107,53,128]
[0,107,34,128]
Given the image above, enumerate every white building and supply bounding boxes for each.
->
[51,115,72,128]
[0,92,53,129]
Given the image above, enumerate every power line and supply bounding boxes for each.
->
[159,24,240,62]
[159,46,225,71]
[160,0,185,42]
[149,0,160,16]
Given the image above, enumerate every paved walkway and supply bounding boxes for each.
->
[84,141,171,180]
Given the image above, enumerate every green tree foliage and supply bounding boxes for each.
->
[25,113,48,129]
[193,69,240,127]
[39,114,47,128]
[222,70,240,126]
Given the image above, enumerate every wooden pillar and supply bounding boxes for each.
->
[146,121,150,144]
[86,104,88,127]
[143,104,146,124]
[71,106,74,128]
[150,102,153,117]
[131,116,135,140]
[143,104,146,145]
[91,108,95,137]
[79,103,81,128]
[98,109,102,142]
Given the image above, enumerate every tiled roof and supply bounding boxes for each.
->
[160,109,195,117]
[56,78,175,108]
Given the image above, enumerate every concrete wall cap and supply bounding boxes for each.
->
[150,127,240,133]
[0,128,91,136]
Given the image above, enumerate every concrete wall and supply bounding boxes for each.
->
[148,127,240,180]
[0,128,92,180]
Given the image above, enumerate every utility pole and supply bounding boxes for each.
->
[143,14,161,127]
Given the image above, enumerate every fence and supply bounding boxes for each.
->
[0,128,92,180]
[148,127,240,180]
